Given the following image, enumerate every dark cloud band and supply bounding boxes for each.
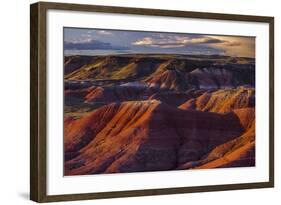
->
[64,40,129,50]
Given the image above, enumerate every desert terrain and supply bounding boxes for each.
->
[64,54,255,176]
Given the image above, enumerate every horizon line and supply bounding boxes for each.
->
[64,52,255,59]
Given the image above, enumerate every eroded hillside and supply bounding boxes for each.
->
[64,54,255,175]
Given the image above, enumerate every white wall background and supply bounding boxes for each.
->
[0,0,279,204]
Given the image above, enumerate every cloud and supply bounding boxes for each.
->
[64,39,129,50]
[132,35,226,48]
[96,30,113,35]
[132,37,186,48]
[212,36,255,57]
[224,42,242,47]
[132,34,255,57]
[189,37,225,44]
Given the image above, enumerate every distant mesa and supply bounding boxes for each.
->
[64,54,255,91]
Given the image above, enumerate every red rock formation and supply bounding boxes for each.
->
[64,100,251,175]
[63,54,256,175]
[84,87,117,104]
[145,70,189,91]
[64,87,96,107]
[189,67,235,89]
[177,107,255,169]
[179,87,255,113]
[65,86,95,99]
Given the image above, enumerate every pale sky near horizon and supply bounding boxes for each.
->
[64,27,255,58]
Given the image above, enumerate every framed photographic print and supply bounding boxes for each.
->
[30,1,274,202]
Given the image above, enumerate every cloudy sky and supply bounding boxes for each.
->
[64,28,255,57]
